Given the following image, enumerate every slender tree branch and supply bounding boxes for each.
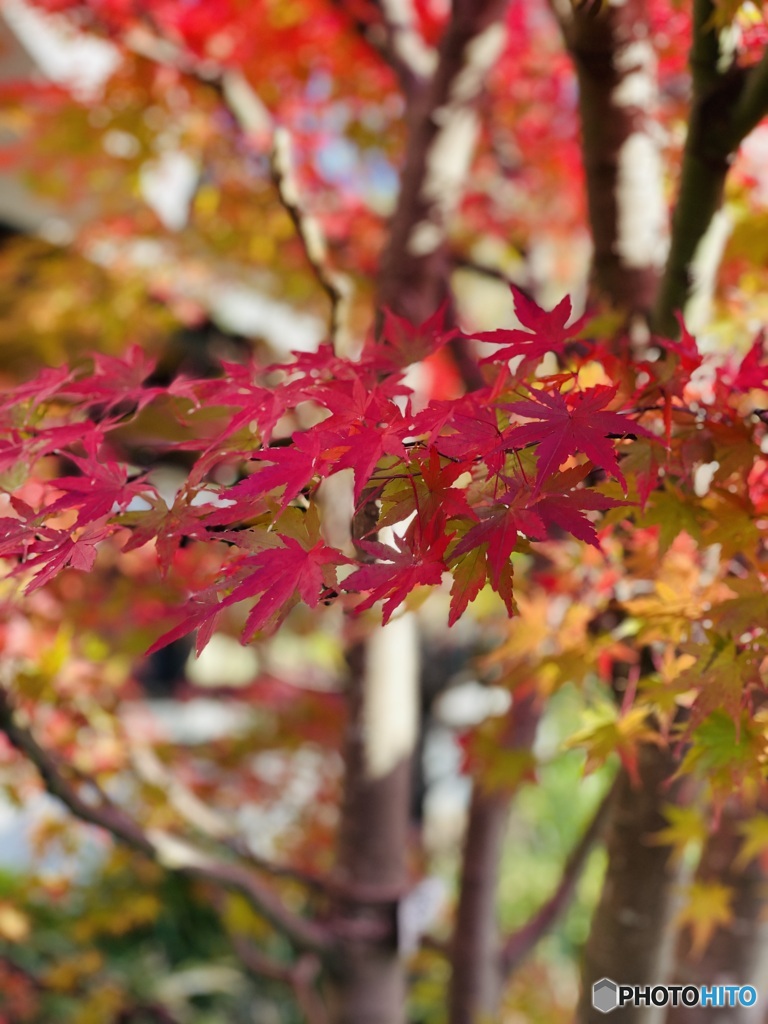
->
[451,254,515,286]
[729,44,768,144]
[499,773,619,977]
[270,127,353,353]
[327,0,434,95]
[0,689,333,955]
[73,18,353,353]
[233,940,330,1024]
[653,7,768,334]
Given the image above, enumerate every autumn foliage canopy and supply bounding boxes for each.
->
[5,0,768,1022]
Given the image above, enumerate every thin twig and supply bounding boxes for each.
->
[270,127,353,354]
[106,20,354,354]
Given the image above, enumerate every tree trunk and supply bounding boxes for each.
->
[329,616,419,1024]
[447,691,539,1024]
[576,746,682,1024]
[558,0,666,321]
[377,0,510,328]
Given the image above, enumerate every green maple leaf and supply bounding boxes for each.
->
[713,579,768,637]
[678,640,747,726]
[448,545,489,625]
[638,486,704,554]
[678,711,768,795]
[565,703,658,782]
[704,494,762,559]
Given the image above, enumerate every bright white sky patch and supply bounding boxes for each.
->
[3,0,118,96]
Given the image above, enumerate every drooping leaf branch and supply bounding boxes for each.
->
[0,687,334,956]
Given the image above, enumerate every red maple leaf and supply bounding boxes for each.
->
[472,287,587,363]
[654,315,702,379]
[721,333,768,393]
[505,385,645,492]
[148,535,346,653]
[343,528,450,623]
[0,364,72,413]
[316,419,408,500]
[534,488,627,546]
[433,402,508,476]
[369,299,458,369]
[44,442,152,527]
[62,345,160,418]
[234,536,345,641]
[228,435,322,511]
[379,447,475,538]
[451,503,545,586]
[19,520,108,592]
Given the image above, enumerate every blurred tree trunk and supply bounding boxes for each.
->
[330,620,419,1024]
[576,747,682,1024]
[447,691,539,1024]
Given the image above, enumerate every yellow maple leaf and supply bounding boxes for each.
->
[647,804,708,864]
[676,880,733,958]
[735,814,768,869]
[565,703,659,780]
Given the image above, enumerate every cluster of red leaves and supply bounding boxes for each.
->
[2,288,768,668]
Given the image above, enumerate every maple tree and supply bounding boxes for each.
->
[3,0,768,1023]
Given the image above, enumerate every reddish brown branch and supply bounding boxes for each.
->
[447,690,540,1024]
[500,774,619,977]
[270,128,352,351]
[376,0,511,389]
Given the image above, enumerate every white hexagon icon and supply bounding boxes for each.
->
[593,978,619,1013]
